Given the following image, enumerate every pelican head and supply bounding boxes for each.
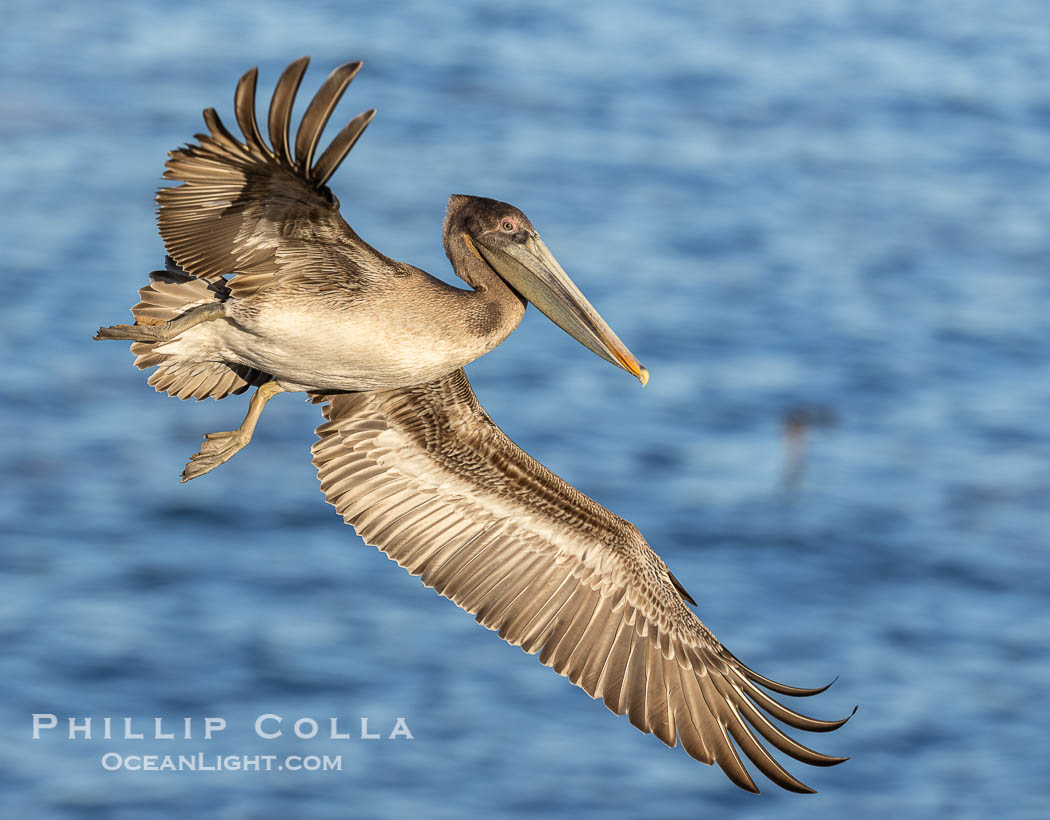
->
[444,195,649,386]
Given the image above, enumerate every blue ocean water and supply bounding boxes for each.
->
[1,1,1048,817]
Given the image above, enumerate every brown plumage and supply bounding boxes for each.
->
[310,370,851,794]
[128,262,270,400]
[110,56,644,403]
[157,57,380,301]
[96,58,851,792]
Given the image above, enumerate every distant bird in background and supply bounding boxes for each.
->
[95,57,852,793]
[782,405,837,491]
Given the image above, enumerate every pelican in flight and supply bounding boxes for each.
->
[96,58,850,793]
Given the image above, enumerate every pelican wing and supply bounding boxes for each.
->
[311,370,850,793]
[157,57,384,299]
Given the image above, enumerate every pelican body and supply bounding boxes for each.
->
[95,58,850,793]
[153,192,643,394]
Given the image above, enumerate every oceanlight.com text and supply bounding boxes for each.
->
[100,753,343,772]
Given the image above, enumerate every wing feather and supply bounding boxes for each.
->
[234,68,269,156]
[408,523,489,578]
[517,574,583,655]
[295,61,363,172]
[594,616,633,705]
[502,571,577,650]
[618,633,646,722]
[311,108,377,188]
[577,607,625,694]
[644,640,674,745]
[310,370,850,792]
[267,57,310,168]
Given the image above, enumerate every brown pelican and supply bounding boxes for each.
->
[95,58,851,793]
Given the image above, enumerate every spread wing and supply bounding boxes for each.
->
[157,57,386,299]
[310,370,851,793]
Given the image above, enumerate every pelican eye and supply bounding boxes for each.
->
[500,219,517,233]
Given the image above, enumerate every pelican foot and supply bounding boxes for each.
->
[94,302,227,343]
[94,322,167,342]
[177,380,285,483]
[180,430,250,482]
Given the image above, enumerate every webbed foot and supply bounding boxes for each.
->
[94,302,227,343]
[94,323,166,342]
[177,380,285,482]
[181,430,251,482]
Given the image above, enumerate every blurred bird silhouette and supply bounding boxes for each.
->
[782,405,837,491]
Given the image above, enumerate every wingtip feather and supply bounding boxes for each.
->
[294,60,364,174]
[234,66,270,156]
[268,56,311,168]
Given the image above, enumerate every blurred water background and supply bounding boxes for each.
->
[2,1,1049,817]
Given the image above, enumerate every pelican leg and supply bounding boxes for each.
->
[94,302,227,342]
[180,381,285,482]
